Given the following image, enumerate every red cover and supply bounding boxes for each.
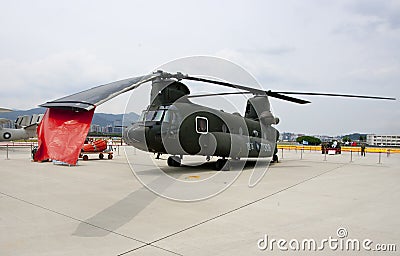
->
[93,140,107,152]
[82,140,107,152]
[82,144,95,152]
[35,108,95,165]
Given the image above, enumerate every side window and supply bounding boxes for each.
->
[196,116,208,134]
[139,111,146,122]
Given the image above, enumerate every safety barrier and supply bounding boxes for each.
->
[277,145,400,154]
[1,143,124,160]
[0,143,36,160]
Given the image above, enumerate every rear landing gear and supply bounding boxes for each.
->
[167,156,181,167]
[215,159,231,171]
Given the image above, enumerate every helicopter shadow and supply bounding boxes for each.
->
[73,173,175,237]
[72,159,269,237]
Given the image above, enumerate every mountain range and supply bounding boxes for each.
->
[0,108,368,140]
[0,108,139,127]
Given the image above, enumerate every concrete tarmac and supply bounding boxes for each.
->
[0,146,398,255]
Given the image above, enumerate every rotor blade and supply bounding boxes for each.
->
[165,71,397,104]
[182,75,310,104]
[187,91,252,98]
[267,91,311,104]
[40,74,158,111]
[187,90,311,104]
[0,108,12,112]
[275,91,396,101]
[183,75,267,95]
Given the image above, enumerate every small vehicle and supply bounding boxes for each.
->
[321,141,341,154]
[80,139,113,160]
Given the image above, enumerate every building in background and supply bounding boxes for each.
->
[90,124,101,133]
[367,134,400,147]
[113,119,122,134]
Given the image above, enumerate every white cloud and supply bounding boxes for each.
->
[350,0,400,29]
[0,50,115,109]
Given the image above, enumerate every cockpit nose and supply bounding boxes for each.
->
[123,125,147,149]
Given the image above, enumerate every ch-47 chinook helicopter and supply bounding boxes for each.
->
[39,70,395,169]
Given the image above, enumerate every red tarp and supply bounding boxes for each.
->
[34,108,95,165]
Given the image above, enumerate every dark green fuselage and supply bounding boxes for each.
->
[124,80,279,159]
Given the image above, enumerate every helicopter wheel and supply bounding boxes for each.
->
[215,159,230,171]
[167,156,181,167]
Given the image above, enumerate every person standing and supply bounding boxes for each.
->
[107,138,113,151]
[361,143,366,157]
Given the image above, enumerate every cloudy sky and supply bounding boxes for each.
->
[0,0,399,135]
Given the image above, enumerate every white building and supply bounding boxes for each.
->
[90,124,101,133]
[367,134,400,147]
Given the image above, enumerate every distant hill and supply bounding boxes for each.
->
[92,112,140,127]
[0,108,46,120]
[0,108,139,126]
[342,133,367,141]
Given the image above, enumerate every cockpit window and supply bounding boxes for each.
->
[145,111,156,121]
[139,109,166,122]
[153,110,164,121]
[163,110,171,123]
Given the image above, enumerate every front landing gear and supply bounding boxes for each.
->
[271,154,279,163]
[215,158,231,171]
[167,156,181,167]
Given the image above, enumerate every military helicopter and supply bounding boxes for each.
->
[39,70,395,169]
[0,110,44,142]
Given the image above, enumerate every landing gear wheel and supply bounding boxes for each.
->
[272,154,278,163]
[167,156,181,167]
[83,155,89,161]
[108,154,113,159]
[99,153,104,159]
[216,159,230,171]
[32,146,38,160]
